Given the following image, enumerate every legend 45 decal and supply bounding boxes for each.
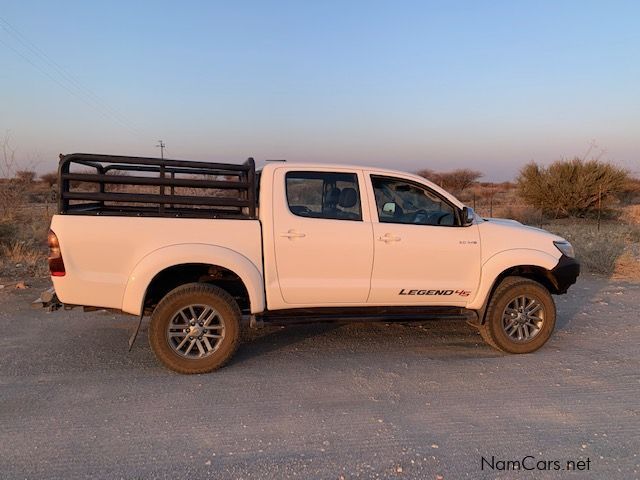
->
[399,289,471,297]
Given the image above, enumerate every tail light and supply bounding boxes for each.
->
[48,229,66,277]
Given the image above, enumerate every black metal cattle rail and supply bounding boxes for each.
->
[57,153,257,219]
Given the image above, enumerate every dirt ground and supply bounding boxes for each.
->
[0,275,639,479]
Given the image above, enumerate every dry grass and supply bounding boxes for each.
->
[613,251,640,279]
[544,220,640,277]
[0,202,52,280]
[623,204,640,225]
[0,240,48,277]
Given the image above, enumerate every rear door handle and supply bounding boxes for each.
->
[377,233,401,243]
[280,229,306,239]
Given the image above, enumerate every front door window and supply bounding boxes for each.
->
[371,176,457,226]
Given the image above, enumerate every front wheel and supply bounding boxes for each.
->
[149,283,240,374]
[479,276,556,354]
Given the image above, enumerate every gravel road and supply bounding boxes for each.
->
[1,276,639,479]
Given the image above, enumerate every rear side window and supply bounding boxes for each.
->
[285,171,362,221]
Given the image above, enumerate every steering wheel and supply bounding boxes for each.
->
[436,212,453,225]
[411,209,430,224]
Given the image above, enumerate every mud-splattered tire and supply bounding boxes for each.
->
[479,276,556,354]
[149,283,240,374]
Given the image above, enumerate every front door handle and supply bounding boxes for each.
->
[377,233,401,243]
[280,229,306,239]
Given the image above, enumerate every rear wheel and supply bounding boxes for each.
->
[149,283,240,374]
[479,276,555,354]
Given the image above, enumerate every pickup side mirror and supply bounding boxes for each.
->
[461,206,475,226]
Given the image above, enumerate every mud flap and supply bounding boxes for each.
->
[32,287,62,312]
[128,313,144,351]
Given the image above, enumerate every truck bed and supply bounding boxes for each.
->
[50,214,263,313]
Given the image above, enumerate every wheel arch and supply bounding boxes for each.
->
[467,249,560,319]
[121,244,265,316]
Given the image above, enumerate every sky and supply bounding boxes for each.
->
[0,0,638,180]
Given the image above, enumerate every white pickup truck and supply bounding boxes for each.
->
[45,154,579,374]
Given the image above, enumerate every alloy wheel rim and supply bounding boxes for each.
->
[166,304,225,358]
[501,295,544,343]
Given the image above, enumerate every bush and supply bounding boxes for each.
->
[625,205,640,225]
[0,239,47,277]
[40,171,58,187]
[417,168,483,194]
[618,176,640,205]
[0,171,38,219]
[495,205,543,225]
[15,170,36,183]
[0,179,26,219]
[517,158,628,217]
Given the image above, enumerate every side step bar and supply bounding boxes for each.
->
[256,306,478,327]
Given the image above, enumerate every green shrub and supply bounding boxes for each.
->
[517,158,628,217]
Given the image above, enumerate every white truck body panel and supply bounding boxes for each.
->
[361,167,481,306]
[367,222,481,305]
[466,220,564,309]
[51,215,264,315]
[51,161,571,317]
[268,166,375,306]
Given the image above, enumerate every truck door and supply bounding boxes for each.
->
[272,168,374,305]
[366,174,481,306]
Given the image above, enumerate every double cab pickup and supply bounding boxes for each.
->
[45,154,579,373]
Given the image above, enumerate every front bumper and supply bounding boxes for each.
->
[550,254,580,294]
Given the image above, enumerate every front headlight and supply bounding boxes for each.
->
[554,240,575,258]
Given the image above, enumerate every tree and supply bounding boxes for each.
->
[1,132,18,179]
[417,168,483,193]
[517,158,628,217]
[1,133,22,217]
[0,133,35,218]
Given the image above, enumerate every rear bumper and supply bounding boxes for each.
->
[550,254,580,294]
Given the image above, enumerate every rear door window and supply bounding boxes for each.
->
[285,171,362,221]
